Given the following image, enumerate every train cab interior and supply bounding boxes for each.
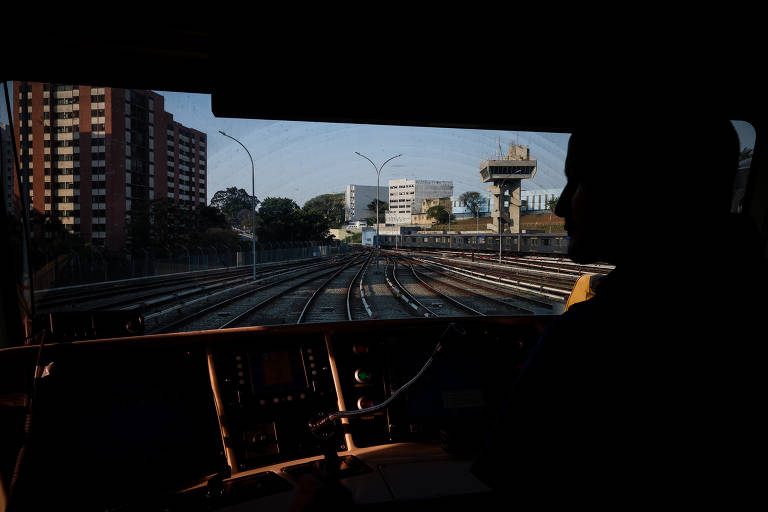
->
[2,20,766,511]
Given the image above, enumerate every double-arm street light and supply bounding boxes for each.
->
[219,131,257,281]
[355,152,402,268]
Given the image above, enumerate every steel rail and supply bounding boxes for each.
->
[414,257,571,300]
[405,260,485,316]
[35,267,254,310]
[297,254,366,324]
[346,252,373,320]
[386,258,437,318]
[218,256,359,329]
[407,257,535,314]
[151,257,356,333]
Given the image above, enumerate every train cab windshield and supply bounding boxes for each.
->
[1,25,766,511]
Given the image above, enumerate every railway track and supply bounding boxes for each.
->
[150,254,365,333]
[407,254,577,302]
[49,245,590,334]
[298,252,372,324]
[30,246,592,337]
[413,249,614,276]
[356,256,415,321]
[35,258,333,314]
[389,257,477,318]
[406,258,537,315]
[152,248,573,332]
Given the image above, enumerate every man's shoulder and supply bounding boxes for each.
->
[539,287,633,349]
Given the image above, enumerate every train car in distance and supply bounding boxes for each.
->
[378,233,570,257]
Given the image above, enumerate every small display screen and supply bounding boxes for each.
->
[248,349,308,393]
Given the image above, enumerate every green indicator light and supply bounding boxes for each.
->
[355,369,371,383]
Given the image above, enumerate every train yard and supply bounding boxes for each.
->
[34,248,615,337]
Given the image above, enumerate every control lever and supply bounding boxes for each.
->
[309,322,467,442]
[320,439,341,476]
[307,411,343,474]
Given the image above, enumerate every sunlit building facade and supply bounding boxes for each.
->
[12,82,207,250]
[386,179,453,225]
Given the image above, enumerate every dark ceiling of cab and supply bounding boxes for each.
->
[4,22,761,132]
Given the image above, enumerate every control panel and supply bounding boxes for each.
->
[332,321,539,450]
[212,320,542,471]
[212,335,340,471]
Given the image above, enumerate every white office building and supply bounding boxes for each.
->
[345,184,389,223]
[386,179,453,224]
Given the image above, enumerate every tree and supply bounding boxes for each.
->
[190,206,239,246]
[546,196,560,233]
[127,199,241,252]
[366,199,388,223]
[210,187,259,227]
[459,191,484,217]
[256,197,332,243]
[303,193,345,228]
[256,197,301,242]
[546,196,559,212]
[427,205,450,224]
[459,191,484,232]
[129,199,178,250]
[28,210,88,270]
[295,210,332,243]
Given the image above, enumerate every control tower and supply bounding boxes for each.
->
[479,144,537,233]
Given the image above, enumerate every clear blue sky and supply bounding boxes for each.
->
[157,91,572,206]
[2,83,757,207]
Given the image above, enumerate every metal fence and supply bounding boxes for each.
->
[34,242,350,290]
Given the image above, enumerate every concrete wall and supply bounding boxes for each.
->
[385,211,412,225]
[330,227,361,240]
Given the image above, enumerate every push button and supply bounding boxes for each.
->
[354,369,372,384]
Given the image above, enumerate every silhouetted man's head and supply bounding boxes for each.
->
[555,118,740,265]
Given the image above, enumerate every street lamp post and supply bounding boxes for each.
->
[219,131,257,281]
[354,152,402,268]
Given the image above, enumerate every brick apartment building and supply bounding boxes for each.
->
[1,123,13,215]
[13,82,207,250]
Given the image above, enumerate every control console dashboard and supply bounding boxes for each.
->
[211,332,339,472]
[0,316,553,510]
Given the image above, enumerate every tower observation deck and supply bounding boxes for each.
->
[479,144,537,233]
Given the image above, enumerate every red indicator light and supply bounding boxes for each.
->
[357,397,375,409]
[352,344,369,355]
